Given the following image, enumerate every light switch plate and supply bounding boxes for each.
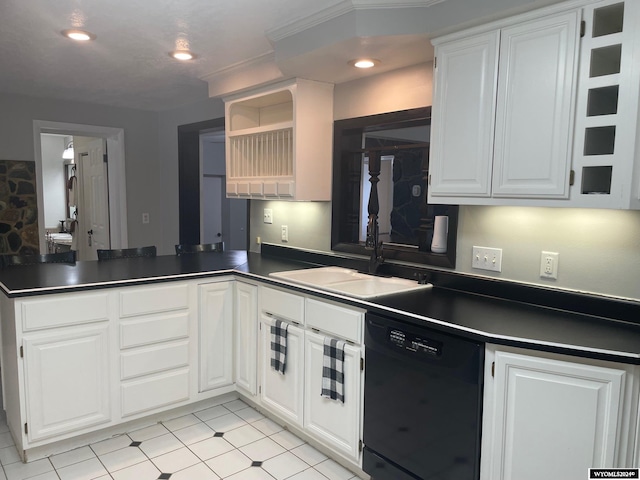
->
[472,246,502,272]
[263,209,273,224]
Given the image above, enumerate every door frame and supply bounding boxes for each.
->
[33,121,128,254]
[177,118,224,245]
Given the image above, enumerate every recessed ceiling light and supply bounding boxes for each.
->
[170,50,196,61]
[62,29,96,41]
[349,58,381,69]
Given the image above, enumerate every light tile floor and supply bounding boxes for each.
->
[0,400,362,480]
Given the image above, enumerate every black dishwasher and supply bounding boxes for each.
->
[363,313,484,480]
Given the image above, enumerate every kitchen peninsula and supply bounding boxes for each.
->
[1,246,639,478]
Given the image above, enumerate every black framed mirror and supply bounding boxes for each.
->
[331,107,458,268]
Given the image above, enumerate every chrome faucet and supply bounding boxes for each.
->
[366,214,384,274]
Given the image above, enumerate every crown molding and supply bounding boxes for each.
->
[266,0,447,42]
[200,51,286,98]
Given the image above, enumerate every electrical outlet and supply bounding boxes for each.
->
[540,251,559,279]
[263,209,273,224]
[142,213,149,224]
[281,225,288,242]
[472,246,503,272]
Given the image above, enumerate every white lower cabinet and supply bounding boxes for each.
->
[235,282,258,395]
[257,286,365,466]
[198,281,234,392]
[23,324,111,442]
[118,283,193,418]
[481,346,638,480]
[304,330,362,462]
[260,314,305,427]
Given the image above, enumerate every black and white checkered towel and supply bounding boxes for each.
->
[321,337,345,403]
[270,320,289,374]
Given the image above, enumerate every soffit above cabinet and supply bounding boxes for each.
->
[204,0,571,98]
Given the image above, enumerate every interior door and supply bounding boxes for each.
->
[79,138,110,260]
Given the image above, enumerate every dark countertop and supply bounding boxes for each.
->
[1,248,639,364]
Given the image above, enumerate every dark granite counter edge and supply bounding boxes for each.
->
[259,244,640,326]
[1,246,639,365]
[235,270,640,365]
[0,269,238,298]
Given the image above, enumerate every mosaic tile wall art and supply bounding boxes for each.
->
[0,160,39,254]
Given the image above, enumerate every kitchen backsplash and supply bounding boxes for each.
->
[250,200,640,302]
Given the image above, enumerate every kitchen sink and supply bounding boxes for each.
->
[269,266,431,299]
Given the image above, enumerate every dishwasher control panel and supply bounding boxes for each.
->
[388,328,442,357]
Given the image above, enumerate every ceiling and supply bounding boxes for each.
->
[0,0,566,112]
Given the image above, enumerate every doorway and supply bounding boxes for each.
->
[34,121,128,256]
[178,118,248,250]
[39,134,110,260]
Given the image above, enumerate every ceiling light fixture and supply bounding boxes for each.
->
[62,29,96,41]
[62,142,74,160]
[170,50,196,61]
[349,58,380,69]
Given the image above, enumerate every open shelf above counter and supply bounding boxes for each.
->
[224,78,334,201]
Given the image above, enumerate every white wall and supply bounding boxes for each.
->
[40,135,67,229]
[156,97,225,255]
[0,92,161,250]
[248,62,640,301]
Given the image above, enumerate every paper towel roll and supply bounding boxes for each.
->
[431,216,448,254]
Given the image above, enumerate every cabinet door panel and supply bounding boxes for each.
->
[304,331,362,461]
[492,12,579,197]
[235,282,258,395]
[23,325,110,441]
[260,315,304,427]
[485,351,626,480]
[199,282,234,392]
[430,31,499,197]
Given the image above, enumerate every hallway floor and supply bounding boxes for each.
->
[0,399,362,480]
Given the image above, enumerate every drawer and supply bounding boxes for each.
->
[21,293,110,331]
[121,369,189,417]
[260,286,305,324]
[119,284,189,318]
[120,312,189,349]
[306,298,364,344]
[120,340,189,380]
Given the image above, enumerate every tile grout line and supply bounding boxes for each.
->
[10,400,360,480]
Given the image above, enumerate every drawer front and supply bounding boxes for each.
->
[120,341,189,380]
[21,293,110,331]
[260,286,304,324]
[119,284,189,318]
[306,298,363,344]
[121,369,190,417]
[120,312,189,349]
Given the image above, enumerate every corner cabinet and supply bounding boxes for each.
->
[198,281,234,392]
[224,78,334,201]
[429,7,580,203]
[235,281,258,395]
[481,345,640,480]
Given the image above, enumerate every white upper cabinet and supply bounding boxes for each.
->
[492,12,579,198]
[429,31,499,197]
[224,78,334,201]
[429,5,581,205]
[570,0,640,209]
[430,0,640,209]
